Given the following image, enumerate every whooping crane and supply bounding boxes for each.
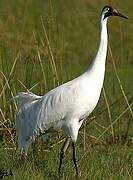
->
[12,6,128,175]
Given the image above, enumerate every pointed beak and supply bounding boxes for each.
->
[113,9,128,19]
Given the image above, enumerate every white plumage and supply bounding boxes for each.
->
[15,69,105,152]
[12,6,128,174]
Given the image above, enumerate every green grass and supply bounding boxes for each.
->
[0,0,133,179]
[0,141,133,179]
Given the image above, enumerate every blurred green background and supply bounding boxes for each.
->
[0,0,133,179]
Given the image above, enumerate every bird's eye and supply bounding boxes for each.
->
[105,8,109,13]
[103,7,110,17]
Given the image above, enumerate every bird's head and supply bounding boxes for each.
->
[101,5,128,21]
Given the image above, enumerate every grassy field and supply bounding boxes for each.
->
[0,0,133,179]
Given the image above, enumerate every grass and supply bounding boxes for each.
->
[0,0,133,179]
[0,139,133,179]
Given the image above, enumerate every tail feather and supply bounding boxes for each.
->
[10,92,42,154]
[10,92,42,110]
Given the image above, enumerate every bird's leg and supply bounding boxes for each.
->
[58,137,71,174]
[72,142,79,175]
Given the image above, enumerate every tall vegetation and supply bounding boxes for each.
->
[0,0,133,179]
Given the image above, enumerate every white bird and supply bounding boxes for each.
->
[12,6,128,175]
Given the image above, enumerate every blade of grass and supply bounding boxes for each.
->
[0,107,15,146]
[17,79,40,92]
[109,44,133,138]
[109,45,133,120]
[97,101,133,140]
[0,70,17,110]
[0,52,19,99]
[41,16,60,85]
[33,32,47,92]
[103,86,115,142]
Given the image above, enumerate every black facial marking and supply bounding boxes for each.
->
[104,9,113,19]
[102,5,113,20]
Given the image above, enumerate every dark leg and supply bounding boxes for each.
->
[58,137,71,174]
[72,142,78,175]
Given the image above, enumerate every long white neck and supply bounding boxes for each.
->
[87,18,108,76]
